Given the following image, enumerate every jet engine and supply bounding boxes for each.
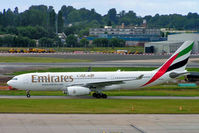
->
[67,86,90,96]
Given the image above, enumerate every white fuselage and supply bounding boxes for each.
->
[7,71,172,91]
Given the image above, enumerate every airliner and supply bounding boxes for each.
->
[7,41,194,98]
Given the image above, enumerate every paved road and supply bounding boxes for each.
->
[1,95,199,99]
[0,114,199,133]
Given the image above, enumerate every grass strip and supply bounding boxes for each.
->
[0,99,198,114]
[0,85,199,97]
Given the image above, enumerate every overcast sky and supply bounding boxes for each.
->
[0,0,199,16]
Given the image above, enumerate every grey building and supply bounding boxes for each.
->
[168,33,199,54]
[145,33,199,54]
[145,41,183,54]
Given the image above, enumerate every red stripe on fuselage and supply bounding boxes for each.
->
[143,53,179,86]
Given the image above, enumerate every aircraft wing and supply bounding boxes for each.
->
[84,80,125,88]
[69,74,144,88]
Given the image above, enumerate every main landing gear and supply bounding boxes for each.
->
[92,92,107,99]
[26,90,31,98]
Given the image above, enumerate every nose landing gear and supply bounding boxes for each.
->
[26,90,31,98]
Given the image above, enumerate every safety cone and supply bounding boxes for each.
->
[179,106,183,111]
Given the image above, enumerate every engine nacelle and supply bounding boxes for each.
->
[67,86,90,96]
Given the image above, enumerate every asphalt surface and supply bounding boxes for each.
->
[0,53,199,68]
[0,61,198,75]
[1,95,199,99]
[1,52,199,61]
[0,53,199,74]
[1,114,199,133]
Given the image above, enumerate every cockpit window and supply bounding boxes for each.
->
[12,78,18,80]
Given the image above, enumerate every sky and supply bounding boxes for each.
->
[0,0,199,16]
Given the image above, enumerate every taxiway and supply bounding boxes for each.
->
[0,114,199,133]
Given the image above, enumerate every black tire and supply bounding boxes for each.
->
[27,94,31,98]
[96,93,101,98]
[92,93,97,97]
[102,94,107,99]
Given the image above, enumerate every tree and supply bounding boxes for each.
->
[109,38,125,47]
[92,38,109,47]
[67,10,81,23]
[6,26,18,35]
[17,26,49,39]
[65,34,78,47]
[19,5,48,27]
[119,10,126,17]
[64,26,76,36]
[14,7,19,14]
[0,35,36,47]
[109,38,118,47]
[107,8,117,24]
[14,36,36,47]
[79,28,89,37]
[39,37,54,47]
[107,21,112,26]
[4,9,15,26]
[61,5,75,22]
[101,38,109,47]
[92,38,101,47]
[79,38,89,47]
[58,10,64,33]
[118,39,125,47]
[2,35,14,47]
[54,35,62,47]
[49,7,56,32]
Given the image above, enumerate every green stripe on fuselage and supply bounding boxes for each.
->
[177,42,194,59]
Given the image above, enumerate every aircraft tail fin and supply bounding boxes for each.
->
[143,41,194,87]
[156,41,194,73]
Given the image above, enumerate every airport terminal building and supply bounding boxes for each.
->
[88,27,167,46]
[145,33,199,54]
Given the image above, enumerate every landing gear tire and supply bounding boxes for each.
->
[27,94,31,98]
[96,93,101,99]
[92,93,97,98]
[101,94,107,99]
[92,93,107,99]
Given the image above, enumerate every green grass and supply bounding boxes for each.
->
[0,99,198,114]
[1,85,199,97]
[0,56,90,63]
[106,88,199,96]
[0,90,65,96]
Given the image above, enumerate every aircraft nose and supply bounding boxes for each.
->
[7,80,13,86]
[7,80,14,90]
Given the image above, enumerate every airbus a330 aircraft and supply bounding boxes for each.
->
[7,41,194,98]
